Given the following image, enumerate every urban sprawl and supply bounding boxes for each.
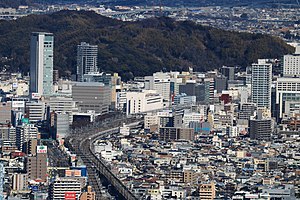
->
[0,3,300,200]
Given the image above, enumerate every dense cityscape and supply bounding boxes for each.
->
[0,0,300,200]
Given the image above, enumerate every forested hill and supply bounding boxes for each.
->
[0,10,293,78]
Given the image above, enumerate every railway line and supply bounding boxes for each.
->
[65,116,142,200]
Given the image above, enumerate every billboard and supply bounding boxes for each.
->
[12,101,25,108]
[12,82,18,88]
[37,146,47,154]
[21,118,29,124]
[31,93,41,100]
[65,169,81,177]
[64,192,76,200]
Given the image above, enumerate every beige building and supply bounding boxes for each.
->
[183,170,197,184]
[0,102,11,124]
[80,185,95,200]
[199,182,216,200]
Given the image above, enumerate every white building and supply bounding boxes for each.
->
[46,96,77,124]
[25,101,46,123]
[16,124,38,151]
[251,60,272,110]
[283,45,300,77]
[276,77,300,118]
[49,178,81,200]
[145,72,171,104]
[174,93,196,105]
[124,90,164,115]
[30,32,54,96]
[144,113,159,129]
[183,112,205,128]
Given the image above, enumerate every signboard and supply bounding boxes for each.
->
[65,169,81,177]
[12,101,25,108]
[37,146,47,154]
[32,185,39,192]
[31,93,41,100]
[70,154,76,162]
[12,82,18,88]
[21,118,29,124]
[64,192,76,200]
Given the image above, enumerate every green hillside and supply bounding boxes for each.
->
[0,10,293,78]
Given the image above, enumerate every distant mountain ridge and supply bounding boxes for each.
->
[0,10,293,79]
[0,0,299,8]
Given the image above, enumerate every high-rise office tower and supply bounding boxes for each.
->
[30,32,54,96]
[77,42,98,82]
[251,60,272,110]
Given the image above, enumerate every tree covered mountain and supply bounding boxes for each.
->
[0,10,293,78]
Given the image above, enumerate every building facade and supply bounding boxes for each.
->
[30,32,54,96]
[283,45,300,77]
[251,61,272,110]
[72,82,110,114]
[77,42,98,82]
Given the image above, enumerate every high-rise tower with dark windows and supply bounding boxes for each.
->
[76,42,98,82]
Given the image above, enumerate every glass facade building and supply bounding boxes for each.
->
[30,32,54,96]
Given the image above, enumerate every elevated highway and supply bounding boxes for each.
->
[65,116,142,200]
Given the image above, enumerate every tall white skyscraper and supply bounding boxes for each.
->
[283,45,300,77]
[30,32,54,96]
[76,42,98,82]
[251,60,272,110]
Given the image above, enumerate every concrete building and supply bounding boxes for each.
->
[0,102,11,124]
[111,73,122,110]
[183,113,205,130]
[79,185,95,200]
[283,45,300,77]
[221,66,235,80]
[261,185,296,200]
[72,82,110,114]
[173,93,196,105]
[239,103,256,120]
[214,75,228,93]
[0,125,16,147]
[82,72,111,86]
[144,113,159,130]
[27,146,47,182]
[12,173,28,191]
[0,162,3,200]
[204,78,214,103]
[249,119,272,141]
[49,112,70,140]
[276,77,300,119]
[25,101,46,123]
[251,60,272,110]
[16,124,38,152]
[46,96,77,124]
[199,182,216,200]
[30,32,54,96]
[125,90,164,115]
[159,127,194,141]
[77,42,98,82]
[145,72,171,103]
[49,178,81,200]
